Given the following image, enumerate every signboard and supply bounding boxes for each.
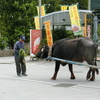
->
[30,29,41,55]
[69,4,83,36]
[84,14,92,37]
[44,21,53,46]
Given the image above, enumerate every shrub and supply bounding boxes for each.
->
[0,37,8,50]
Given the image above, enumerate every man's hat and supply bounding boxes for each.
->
[20,35,26,41]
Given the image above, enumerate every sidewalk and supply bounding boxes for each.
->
[0,56,30,64]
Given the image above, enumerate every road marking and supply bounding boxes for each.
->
[0,76,56,85]
[0,76,100,89]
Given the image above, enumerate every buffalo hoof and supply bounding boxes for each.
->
[86,75,91,80]
[51,77,56,80]
[89,78,94,81]
[96,69,99,75]
[70,76,75,79]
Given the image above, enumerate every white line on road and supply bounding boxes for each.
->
[0,76,100,89]
[0,76,56,85]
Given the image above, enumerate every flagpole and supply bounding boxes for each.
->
[88,0,91,10]
[38,0,42,39]
[38,0,41,29]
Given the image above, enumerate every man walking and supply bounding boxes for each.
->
[14,35,27,76]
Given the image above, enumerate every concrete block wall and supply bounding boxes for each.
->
[0,42,30,57]
[0,50,14,57]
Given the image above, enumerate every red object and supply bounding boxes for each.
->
[30,29,41,55]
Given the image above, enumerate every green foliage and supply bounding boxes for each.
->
[0,0,88,49]
[0,0,37,49]
[53,26,74,42]
[98,24,100,34]
[40,26,74,46]
[0,37,8,50]
[98,23,100,38]
[45,0,88,14]
[40,38,47,46]
[19,48,27,57]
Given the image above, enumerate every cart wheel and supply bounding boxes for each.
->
[32,57,38,61]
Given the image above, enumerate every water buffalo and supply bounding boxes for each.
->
[36,37,99,81]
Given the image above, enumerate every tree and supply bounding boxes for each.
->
[0,0,88,49]
[0,0,37,49]
[43,0,88,14]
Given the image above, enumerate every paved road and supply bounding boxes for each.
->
[0,56,100,100]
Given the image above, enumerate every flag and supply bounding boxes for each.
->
[37,5,46,16]
[44,21,53,46]
[69,4,83,36]
[61,5,68,11]
[34,16,40,29]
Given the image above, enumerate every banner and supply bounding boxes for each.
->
[34,16,40,29]
[44,21,53,46]
[69,4,83,36]
[61,5,68,11]
[37,5,46,16]
[30,29,41,55]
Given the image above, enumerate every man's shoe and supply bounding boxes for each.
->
[17,74,21,76]
[22,73,27,76]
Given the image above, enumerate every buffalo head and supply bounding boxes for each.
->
[36,45,49,58]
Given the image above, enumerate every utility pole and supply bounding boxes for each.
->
[88,0,91,10]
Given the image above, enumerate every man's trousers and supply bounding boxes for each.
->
[15,57,26,75]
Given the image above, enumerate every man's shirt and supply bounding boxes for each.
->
[14,41,24,58]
